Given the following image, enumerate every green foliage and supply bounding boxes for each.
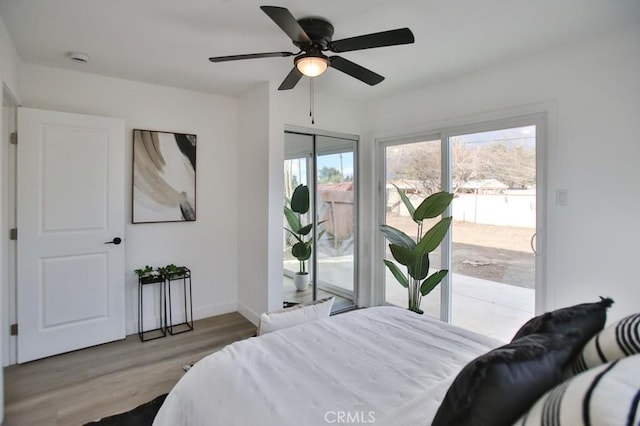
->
[284,185,315,274]
[379,224,416,249]
[380,189,453,314]
[135,264,187,280]
[134,265,154,277]
[134,265,162,283]
[383,260,409,288]
[284,206,302,233]
[158,264,187,277]
[414,192,454,220]
[290,184,309,214]
[318,166,343,183]
[415,217,453,256]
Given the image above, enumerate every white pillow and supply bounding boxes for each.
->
[257,297,334,335]
[514,354,640,426]
[567,312,640,376]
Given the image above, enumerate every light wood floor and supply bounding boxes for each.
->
[3,312,256,426]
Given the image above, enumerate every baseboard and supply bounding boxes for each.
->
[192,301,237,320]
[236,302,260,326]
[127,301,237,336]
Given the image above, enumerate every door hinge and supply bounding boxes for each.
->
[10,132,17,145]
[9,228,17,240]
[10,323,17,336]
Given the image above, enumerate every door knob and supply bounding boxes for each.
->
[105,237,122,245]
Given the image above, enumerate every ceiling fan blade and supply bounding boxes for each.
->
[278,67,303,90]
[329,56,384,86]
[209,51,295,62]
[260,6,311,44]
[330,28,415,53]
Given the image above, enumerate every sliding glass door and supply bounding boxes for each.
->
[284,131,357,312]
[383,138,443,318]
[448,126,537,340]
[379,117,542,340]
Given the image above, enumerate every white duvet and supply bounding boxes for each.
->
[153,306,501,426]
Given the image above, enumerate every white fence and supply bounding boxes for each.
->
[390,190,536,228]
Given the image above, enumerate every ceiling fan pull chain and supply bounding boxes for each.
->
[310,77,315,125]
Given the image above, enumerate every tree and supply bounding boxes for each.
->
[386,142,441,195]
[318,166,343,183]
[386,137,535,193]
[479,143,535,188]
[451,138,480,192]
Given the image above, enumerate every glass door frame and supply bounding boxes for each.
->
[375,113,547,323]
[315,136,358,304]
[284,127,359,311]
[283,132,315,295]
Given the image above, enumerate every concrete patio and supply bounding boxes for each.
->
[285,258,535,342]
[385,272,534,342]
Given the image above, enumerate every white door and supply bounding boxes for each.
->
[17,107,125,363]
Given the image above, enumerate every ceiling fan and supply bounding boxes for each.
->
[209,5,415,90]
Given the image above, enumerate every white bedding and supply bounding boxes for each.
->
[153,306,501,426]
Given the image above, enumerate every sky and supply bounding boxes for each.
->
[286,125,535,185]
[317,152,354,179]
[456,125,536,149]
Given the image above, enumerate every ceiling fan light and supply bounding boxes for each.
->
[295,56,329,77]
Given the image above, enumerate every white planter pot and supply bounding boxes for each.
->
[293,273,310,291]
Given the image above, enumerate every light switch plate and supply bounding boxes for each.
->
[556,189,568,206]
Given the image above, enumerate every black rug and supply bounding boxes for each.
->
[84,393,167,426]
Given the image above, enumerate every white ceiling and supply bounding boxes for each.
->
[1,0,638,102]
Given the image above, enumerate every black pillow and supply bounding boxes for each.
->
[431,332,580,426]
[511,297,613,356]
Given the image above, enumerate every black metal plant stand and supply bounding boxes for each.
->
[138,275,166,341]
[165,267,194,335]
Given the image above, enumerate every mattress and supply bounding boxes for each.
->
[153,306,501,426]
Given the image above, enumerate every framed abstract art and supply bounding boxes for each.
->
[132,129,196,223]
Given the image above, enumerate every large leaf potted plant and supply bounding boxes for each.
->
[284,185,317,291]
[380,186,454,314]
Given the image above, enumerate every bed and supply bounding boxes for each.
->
[152,306,501,426]
[153,299,640,426]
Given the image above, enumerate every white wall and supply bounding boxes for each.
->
[237,82,366,324]
[272,85,366,135]
[18,64,239,335]
[0,15,19,96]
[236,83,272,323]
[364,25,640,321]
[0,13,20,422]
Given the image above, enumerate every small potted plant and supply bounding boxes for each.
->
[284,185,321,291]
[134,265,163,284]
[159,264,188,279]
[379,186,453,314]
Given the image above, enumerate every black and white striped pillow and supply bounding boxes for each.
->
[514,354,640,426]
[568,313,640,376]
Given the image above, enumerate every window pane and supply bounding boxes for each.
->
[384,140,442,318]
[316,149,356,307]
[283,132,313,292]
[450,126,536,341]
